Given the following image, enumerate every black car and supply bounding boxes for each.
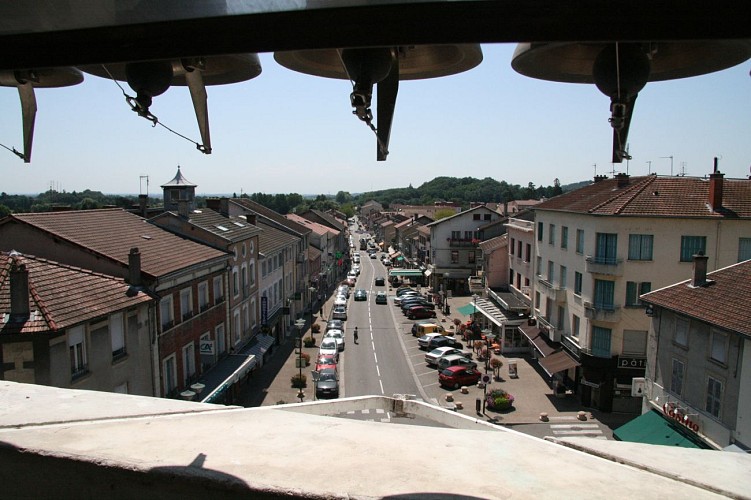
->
[427,335,464,351]
[374,276,385,286]
[315,368,339,398]
[400,299,433,311]
[354,289,367,301]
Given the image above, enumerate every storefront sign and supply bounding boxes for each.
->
[662,403,700,433]
[580,378,600,388]
[618,356,647,369]
[200,340,215,355]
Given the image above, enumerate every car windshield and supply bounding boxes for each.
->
[321,341,337,349]
[319,372,337,382]
[440,369,454,376]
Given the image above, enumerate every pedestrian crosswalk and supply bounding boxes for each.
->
[546,416,607,439]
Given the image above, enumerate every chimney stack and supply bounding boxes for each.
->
[9,259,30,321]
[594,175,607,183]
[220,197,229,218]
[138,194,148,217]
[177,199,189,219]
[691,253,709,287]
[245,213,257,226]
[206,198,220,211]
[615,173,630,188]
[128,247,142,286]
[708,159,724,211]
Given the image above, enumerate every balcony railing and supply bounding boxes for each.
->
[538,279,566,302]
[584,255,623,276]
[447,238,480,247]
[536,316,561,342]
[583,302,621,323]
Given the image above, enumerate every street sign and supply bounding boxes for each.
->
[482,375,491,384]
[200,340,215,355]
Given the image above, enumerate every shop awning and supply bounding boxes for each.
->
[614,410,710,449]
[474,298,508,327]
[248,334,274,358]
[519,324,556,357]
[457,303,480,315]
[538,350,580,376]
[389,269,423,277]
[200,353,257,403]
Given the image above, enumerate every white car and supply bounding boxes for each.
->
[318,339,339,360]
[334,294,348,307]
[347,270,357,281]
[437,354,478,371]
[393,292,420,305]
[417,333,444,350]
[425,347,468,367]
[323,329,345,351]
[332,305,347,320]
[337,285,350,298]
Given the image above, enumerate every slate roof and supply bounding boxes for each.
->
[257,221,298,256]
[160,166,196,187]
[230,199,311,237]
[641,260,751,338]
[3,209,228,280]
[0,251,152,335]
[534,175,751,218]
[182,209,262,243]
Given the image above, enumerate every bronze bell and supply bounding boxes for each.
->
[274,44,483,160]
[80,54,262,154]
[512,41,751,163]
[0,67,84,163]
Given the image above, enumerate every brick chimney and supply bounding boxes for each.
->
[138,194,148,217]
[691,253,709,287]
[594,175,607,183]
[206,198,221,211]
[245,213,257,226]
[128,247,142,286]
[10,259,30,322]
[219,197,229,217]
[177,200,189,219]
[708,158,724,212]
[615,173,630,188]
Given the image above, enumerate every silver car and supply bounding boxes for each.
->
[324,329,345,351]
[437,353,478,371]
[332,305,347,320]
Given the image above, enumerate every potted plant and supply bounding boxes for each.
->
[311,323,321,333]
[490,357,504,380]
[291,373,307,388]
[301,352,311,366]
[486,388,514,411]
[303,336,316,347]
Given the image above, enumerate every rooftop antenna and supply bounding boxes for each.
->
[660,155,674,176]
[139,175,149,196]
[625,143,631,174]
[593,163,597,176]
[646,160,652,174]
[678,162,688,177]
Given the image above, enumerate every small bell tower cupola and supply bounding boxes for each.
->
[161,166,197,214]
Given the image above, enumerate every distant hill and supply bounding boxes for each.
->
[353,176,587,208]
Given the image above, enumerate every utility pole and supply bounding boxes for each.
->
[646,160,652,174]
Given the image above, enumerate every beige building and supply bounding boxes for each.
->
[530,172,751,413]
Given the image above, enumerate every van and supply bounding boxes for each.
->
[413,323,446,337]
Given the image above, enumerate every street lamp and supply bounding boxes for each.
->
[309,286,317,330]
[294,318,306,402]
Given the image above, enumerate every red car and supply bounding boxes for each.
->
[439,366,482,389]
[407,306,437,319]
[315,354,338,372]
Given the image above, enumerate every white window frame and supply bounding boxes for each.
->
[671,358,685,396]
[709,328,728,365]
[706,375,723,419]
[213,276,223,304]
[674,317,689,348]
[180,287,193,320]
[198,281,209,312]
[163,354,177,396]
[110,312,126,359]
[68,325,87,378]
[183,342,196,385]
[160,295,174,330]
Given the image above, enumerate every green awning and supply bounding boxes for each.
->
[613,410,710,449]
[457,303,480,315]
[389,269,423,277]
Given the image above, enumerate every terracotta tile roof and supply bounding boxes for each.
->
[1,251,152,335]
[285,214,336,237]
[535,175,751,218]
[4,209,228,279]
[641,260,751,338]
[478,234,508,253]
[308,209,345,231]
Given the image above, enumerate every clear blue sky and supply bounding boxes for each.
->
[1,44,749,196]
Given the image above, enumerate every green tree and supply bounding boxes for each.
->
[433,208,456,221]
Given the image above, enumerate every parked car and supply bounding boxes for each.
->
[327,319,344,331]
[354,289,367,301]
[334,294,348,307]
[318,339,339,360]
[439,366,482,389]
[369,252,377,259]
[352,264,361,275]
[375,291,388,304]
[347,270,357,281]
[393,292,420,305]
[426,335,464,351]
[337,285,350,298]
[324,329,345,351]
[437,354,477,371]
[315,368,340,399]
[407,306,437,320]
[400,299,433,312]
[345,277,356,287]
[425,347,467,367]
[395,287,415,296]
[332,305,348,320]
[412,322,446,337]
[374,276,385,286]
[315,354,338,372]
[418,333,444,349]
[382,258,392,266]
